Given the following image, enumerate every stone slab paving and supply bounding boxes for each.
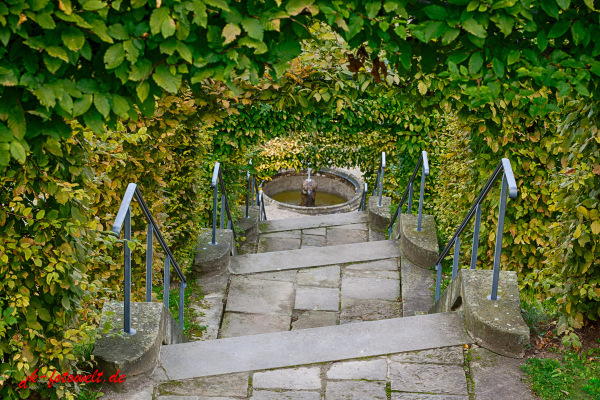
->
[297,265,341,288]
[257,237,302,253]
[400,257,434,317]
[154,344,524,400]
[160,313,471,380]
[469,345,535,399]
[225,277,294,316]
[326,227,369,246]
[292,311,338,330]
[220,312,291,338]
[340,298,401,322]
[230,241,401,274]
[341,276,400,301]
[295,286,340,311]
[259,212,368,233]
[301,233,327,248]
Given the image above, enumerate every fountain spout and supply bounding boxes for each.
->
[301,169,318,207]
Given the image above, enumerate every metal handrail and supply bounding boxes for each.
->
[387,151,430,236]
[112,183,187,335]
[372,152,386,207]
[245,160,258,218]
[359,183,368,211]
[211,162,237,246]
[258,190,267,221]
[434,158,517,302]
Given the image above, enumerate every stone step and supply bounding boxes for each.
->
[259,211,367,233]
[401,257,435,317]
[230,240,401,275]
[159,311,472,381]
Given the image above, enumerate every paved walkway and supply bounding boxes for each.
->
[100,208,536,400]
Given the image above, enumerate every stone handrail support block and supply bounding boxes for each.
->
[400,214,438,269]
[235,205,260,242]
[430,269,530,358]
[367,196,392,233]
[93,301,187,391]
[192,228,234,277]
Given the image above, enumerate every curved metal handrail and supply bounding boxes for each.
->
[210,162,237,246]
[387,151,429,236]
[434,158,517,302]
[372,152,386,207]
[112,183,187,335]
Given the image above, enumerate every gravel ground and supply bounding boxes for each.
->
[263,167,364,220]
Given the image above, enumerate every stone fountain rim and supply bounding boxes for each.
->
[261,168,363,214]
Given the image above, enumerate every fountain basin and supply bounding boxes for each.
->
[262,169,362,215]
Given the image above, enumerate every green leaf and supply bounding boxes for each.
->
[153,64,181,93]
[492,57,505,77]
[468,51,484,74]
[540,0,560,18]
[112,94,130,118]
[10,141,26,162]
[556,0,570,9]
[537,30,548,51]
[571,20,585,46]
[507,49,520,65]
[61,27,85,51]
[7,106,25,140]
[161,16,176,38]
[123,39,140,63]
[583,0,595,9]
[365,2,382,18]
[222,23,241,44]
[35,12,56,29]
[0,143,9,166]
[548,19,570,38]
[204,0,230,11]
[93,93,110,118]
[45,138,62,156]
[82,0,105,11]
[270,40,301,62]
[104,43,125,69]
[286,0,314,16]
[423,21,446,42]
[73,94,93,117]
[136,81,150,102]
[37,308,51,322]
[423,5,448,20]
[494,14,514,36]
[150,7,170,35]
[107,23,129,40]
[0,123,11,142]
[242,18,264,41]
[33,86,56,109]
[46,46,69,62]
[61,296,71,310]
[442,28,460,45]
[462,19,486,38]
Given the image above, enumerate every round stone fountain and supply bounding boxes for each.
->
[262,169,363,215]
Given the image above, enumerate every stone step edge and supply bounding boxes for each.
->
[159,312,473,381]
[259,211,368,233]
[230,240,401,275]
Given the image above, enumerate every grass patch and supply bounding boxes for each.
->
[522,349,600,400]
[520,290,557,336]
[154,279,207,338]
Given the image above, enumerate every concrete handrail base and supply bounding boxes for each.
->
[400,214,439,269]
[192,228,234,276]
[367,196,392,232]
[236,205,260,242]
[429,269,530,358]
[93,301,187,391]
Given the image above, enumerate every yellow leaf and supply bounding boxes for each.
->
[573,224,582,239]
[591,220,600,235]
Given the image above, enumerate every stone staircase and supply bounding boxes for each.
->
[101,209,534,400]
